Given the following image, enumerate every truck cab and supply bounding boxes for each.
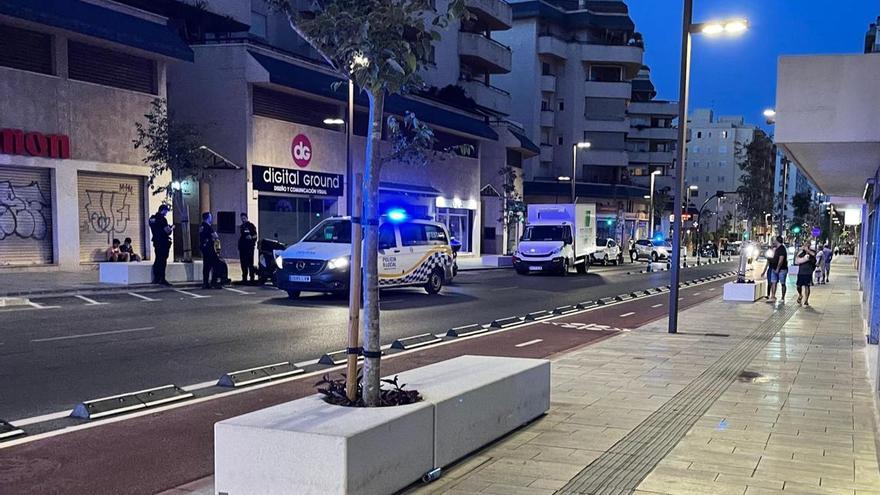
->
[512,204,597,276]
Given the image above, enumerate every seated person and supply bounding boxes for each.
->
[105,239,129,262]
[119,237,141,262]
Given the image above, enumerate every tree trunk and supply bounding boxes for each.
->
[361,90,385,407]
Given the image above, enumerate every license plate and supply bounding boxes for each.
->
[289,275,311,282]
[529,266,542,271]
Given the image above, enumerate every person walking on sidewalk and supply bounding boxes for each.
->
[237,213,258,284]
[148,204,173,286]
[767,236,788,303]
[795,244,816,306]
[199,212,223,289]
[822,243,833,283]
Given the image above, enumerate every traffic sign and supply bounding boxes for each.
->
[811,227,821,237]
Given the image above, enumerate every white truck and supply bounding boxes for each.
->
[513,203,597,276]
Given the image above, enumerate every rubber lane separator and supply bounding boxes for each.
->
[490,316,523,328]
[217,362,304,388]
[70,384,193,420]
[0,419,25,441]
[74,295,107,306]
[31,326,155,343]
[446,324,488,338]
[391,333,443,350]
[514,339,543,348]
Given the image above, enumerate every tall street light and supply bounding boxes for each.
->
[571,142,591,203]
[649,170,662,235]
[669,3,748,334]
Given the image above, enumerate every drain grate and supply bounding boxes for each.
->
[555,305,798,495]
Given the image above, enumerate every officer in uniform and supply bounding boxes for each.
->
[148,204,173,285]
[237,212,258,283]
[199,212,222,288]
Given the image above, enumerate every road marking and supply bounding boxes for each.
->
[490,286,518,291]
[175,289,210,299]
[74,295,106,306]
[10,410,72,427]
[181,380,218,392]
[709,288,716,291]
[27,301,60,309]
[619,312,635,317]
[128,292,158,302]
[693,292,701,296]
[651,303,663,308]
[223,287,253,295]
[515,339,543,348]
[31,326,155,343]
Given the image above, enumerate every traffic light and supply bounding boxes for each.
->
[605,219,613,226]
[791,225,802,234]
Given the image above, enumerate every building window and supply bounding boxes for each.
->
[557,100,564,112]
[692,161,699,168]
[705,176,710,182]
[722,131,729,139]
[719,145,728,153]
[706,146,712,153]
[68,41,156,94]
[693,145,700,153]
[696,132,702,139]
[250,11,268,38]
[437,208,472,253]
[541,100,551,111]
[542,62,552,76]
[0,24,53,75]
[720,161,728,168]
[718,176,724,183]
[588,65,622,82]
[557,136,564,145]
[708,132,712,138]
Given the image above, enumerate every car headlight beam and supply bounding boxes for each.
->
[328,256,350,270]
[275,256,284,269]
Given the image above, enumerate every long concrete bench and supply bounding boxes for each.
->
[214,355,550,495]
[98,261,203,285]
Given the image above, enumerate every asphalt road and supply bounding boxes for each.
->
[0,260,735,420]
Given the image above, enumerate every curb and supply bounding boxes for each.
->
[0,281,215,299]
[0,297,30,307]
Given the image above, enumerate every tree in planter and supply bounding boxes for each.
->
[133,98,213,262]
[268,0,471,406]
[735,131,775,227]
[651,186,671,232]
[497,165,525,255]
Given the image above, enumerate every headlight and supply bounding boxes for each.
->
[275,256,284,269]
[328,256,350,270]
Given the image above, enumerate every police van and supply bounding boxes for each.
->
[275,212,455,298]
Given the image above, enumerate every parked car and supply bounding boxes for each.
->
[632,239,672,262]
[590,238,622,265]
[698,243,718,258]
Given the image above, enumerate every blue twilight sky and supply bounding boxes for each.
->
[627,0,879,130]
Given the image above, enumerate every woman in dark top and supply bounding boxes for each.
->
[795,245,816,306]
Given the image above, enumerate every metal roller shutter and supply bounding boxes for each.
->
[0,166,54,266]
[77,173,145,262]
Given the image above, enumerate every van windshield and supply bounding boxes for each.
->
[522,225,569,242]
[302,219,352,243]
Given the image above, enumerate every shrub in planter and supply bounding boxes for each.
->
[317,373,421,407]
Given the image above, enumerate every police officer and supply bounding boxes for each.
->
[148,204,173,286]
[238,213,258,283]
[199,212,222,289]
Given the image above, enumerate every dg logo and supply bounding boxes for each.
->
[291,134,312,168]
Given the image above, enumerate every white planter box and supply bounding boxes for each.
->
[99,261,203,284]
[723,280,767,302]
[215,356,550,495]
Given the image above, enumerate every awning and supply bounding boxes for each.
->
[0,0,193,61]
[508,127,540,156]
[379,181,441,197]
[524,181,649,200]
[248,51,498,140]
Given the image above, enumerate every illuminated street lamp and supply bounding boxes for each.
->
[669,3,749,334]
[571,142,591,203]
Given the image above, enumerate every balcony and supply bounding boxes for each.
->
[464,0,512,30]
[627,151,674,165]
[537,35,567,59]
[582,118,629,133]
[628,127,677,140]
[581,149,629,167]
[540,144,553,162]
[628,100,678,117]
[459,78,511,115]
[540,109,555,128]
[540,74,557,93]
[459,32,512,74]
[580,43,644,78]
[584,81,632,99]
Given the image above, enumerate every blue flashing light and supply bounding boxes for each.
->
[605,219,613,226]
[653,233,665,243]
[386,208,408,222]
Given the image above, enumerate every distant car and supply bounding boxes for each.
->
[632,239,671,262]
[722,241,741,255]
[590,238,622,265]
[698,243,718,258]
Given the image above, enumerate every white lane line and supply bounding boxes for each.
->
[709,288,716,291]
[74,294,107,306]
[223,287,252,295]
[31,326,155,343]
[174,289,210,299]
[619,312,636,318]
[490,286,519,291]
[128,292,158,302]
[514,339,543,348]
[651,303,663,308]
[27,301,60,310]
[182,380,218,392]
[693,292,701,296]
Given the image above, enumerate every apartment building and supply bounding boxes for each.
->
[494,0,652,242]
[167,0,536,259]
[626,66,677,197]
[0,0,240,268]
[866,16,879,53]
[774,152,820,228]
[684,109,756,233]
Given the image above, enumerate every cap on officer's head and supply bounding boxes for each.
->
[158,204,170,213]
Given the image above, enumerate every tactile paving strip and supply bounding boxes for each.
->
[555,305,799,495]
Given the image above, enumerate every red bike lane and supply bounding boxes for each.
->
[0,278,730,494]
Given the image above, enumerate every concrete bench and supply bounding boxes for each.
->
[99,261,203,285]
[215,355,550,495]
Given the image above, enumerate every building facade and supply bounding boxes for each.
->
[684,109,756,236]
[0,0,241,269]
[865,16,879,53]
[494,0,652,243]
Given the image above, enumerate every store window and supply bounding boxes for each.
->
[437,207,472,253]
[257,196,339,245]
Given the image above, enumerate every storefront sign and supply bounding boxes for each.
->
[253,165,343,197]
[291,134,312,168]
[1,128,70,159]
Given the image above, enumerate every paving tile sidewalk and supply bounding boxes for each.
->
[404,261,880,495]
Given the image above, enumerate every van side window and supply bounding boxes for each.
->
[378,224,396,249]
[424,224,448,245]
[399,223,428,246]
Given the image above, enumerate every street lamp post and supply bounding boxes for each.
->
[571,142,591,203]
[668,2,748,334]
[649,170,661,236]
[557,176,571,204]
